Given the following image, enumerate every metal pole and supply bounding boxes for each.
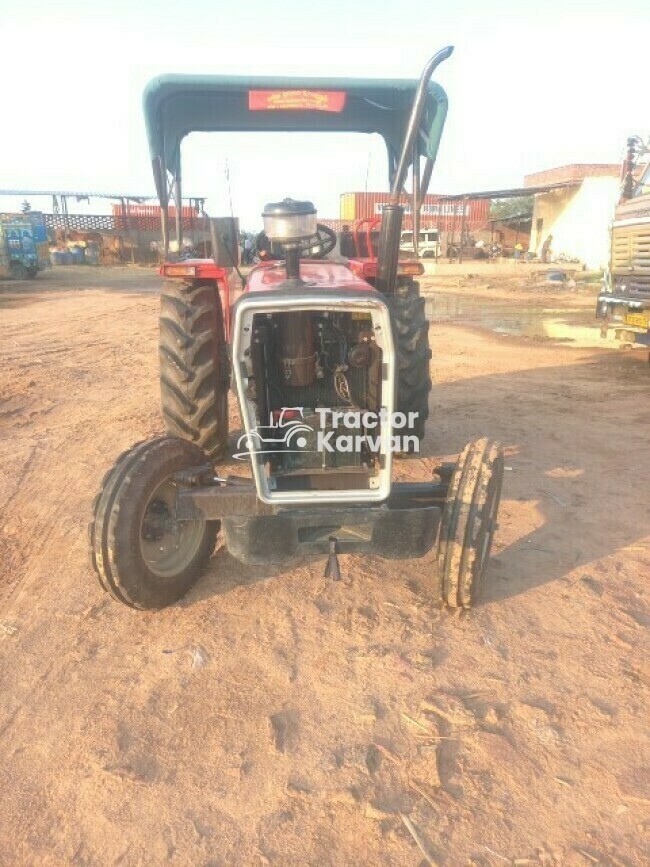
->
[459,196,468,265]
[126,198,135,264]
[121,198,134,264]
[174,166,183,251]
[62,195,69,244]
[133,198,142,261]
[157,156,170,260]
[420,157,434,200]
[412,144,420,257]
[449,200,456,262]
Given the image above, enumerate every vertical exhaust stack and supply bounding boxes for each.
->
[376,45,454,295]
[376,204,404,295]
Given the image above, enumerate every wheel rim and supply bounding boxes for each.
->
[140,478,206,578]
[473,475,501,588]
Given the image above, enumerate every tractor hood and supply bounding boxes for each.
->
[245,260,372,293]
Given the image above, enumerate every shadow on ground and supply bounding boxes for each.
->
[177,349,650,610]
[422,350,649,604]
[0,265,160,308]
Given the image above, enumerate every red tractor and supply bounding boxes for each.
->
[90,47,505,611]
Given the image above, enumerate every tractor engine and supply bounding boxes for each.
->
[232,199,396,505]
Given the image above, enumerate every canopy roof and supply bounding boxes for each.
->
[143,73,449,200]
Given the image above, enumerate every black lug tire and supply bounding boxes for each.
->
[438,438,504,609]
[159,279,229,460]
[88,436,167,595]
[387,280,432,448]
[9,262,29,280]
[89,437,219,610]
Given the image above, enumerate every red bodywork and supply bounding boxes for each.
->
[159,218,423,340]
[245,260,371,292]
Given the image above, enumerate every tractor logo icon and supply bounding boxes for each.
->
[235,408,314,459]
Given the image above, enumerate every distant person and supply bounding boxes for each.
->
[256,231,272,262]
[541,234,553,263]
[514,241,524,260]
[243,236,253,264]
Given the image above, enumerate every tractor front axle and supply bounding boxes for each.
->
[174,474,452,566]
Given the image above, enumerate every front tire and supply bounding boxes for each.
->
[159,279,229,460]
[387,279,432,448]
[438,438,504,608]
[89,437,219,609]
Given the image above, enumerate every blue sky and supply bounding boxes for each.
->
[0,0,647,228]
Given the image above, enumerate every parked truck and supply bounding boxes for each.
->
[597,137,650,351]
[0,211,50,279]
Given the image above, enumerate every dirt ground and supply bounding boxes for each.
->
[0,266,648,866]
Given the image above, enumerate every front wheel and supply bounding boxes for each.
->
[438,438,504,608]
[89,437,219,609]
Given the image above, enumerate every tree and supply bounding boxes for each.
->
[21,199,32,214]
[489,196,533,222]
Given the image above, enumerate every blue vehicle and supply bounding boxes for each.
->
[0,212,50,279]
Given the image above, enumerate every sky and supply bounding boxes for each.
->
[0,0,648,229]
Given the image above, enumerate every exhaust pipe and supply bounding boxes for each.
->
[376,45,454,295]
[376,204,404,295]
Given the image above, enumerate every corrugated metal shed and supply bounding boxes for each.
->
[339,192,490,229]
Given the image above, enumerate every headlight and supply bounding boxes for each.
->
[262,199,317,242]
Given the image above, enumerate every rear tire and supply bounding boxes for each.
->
[89,437,219,609]
[159,279,229,460]
[438,438,504,608]
[387,279,432,449]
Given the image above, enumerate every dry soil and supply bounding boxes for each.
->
[0,266,648,866]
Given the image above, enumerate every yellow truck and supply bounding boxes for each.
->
[597,139,650,351]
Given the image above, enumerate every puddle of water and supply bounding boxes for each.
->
[424,294,618,349]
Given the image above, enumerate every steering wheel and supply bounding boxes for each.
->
[257,223,338,261]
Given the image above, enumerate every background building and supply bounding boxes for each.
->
[525,164,621,268]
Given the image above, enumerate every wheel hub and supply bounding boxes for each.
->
[142,499,173,541]
[139,480,206,578]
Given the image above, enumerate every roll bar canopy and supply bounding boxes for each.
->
[143,51,452,252]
